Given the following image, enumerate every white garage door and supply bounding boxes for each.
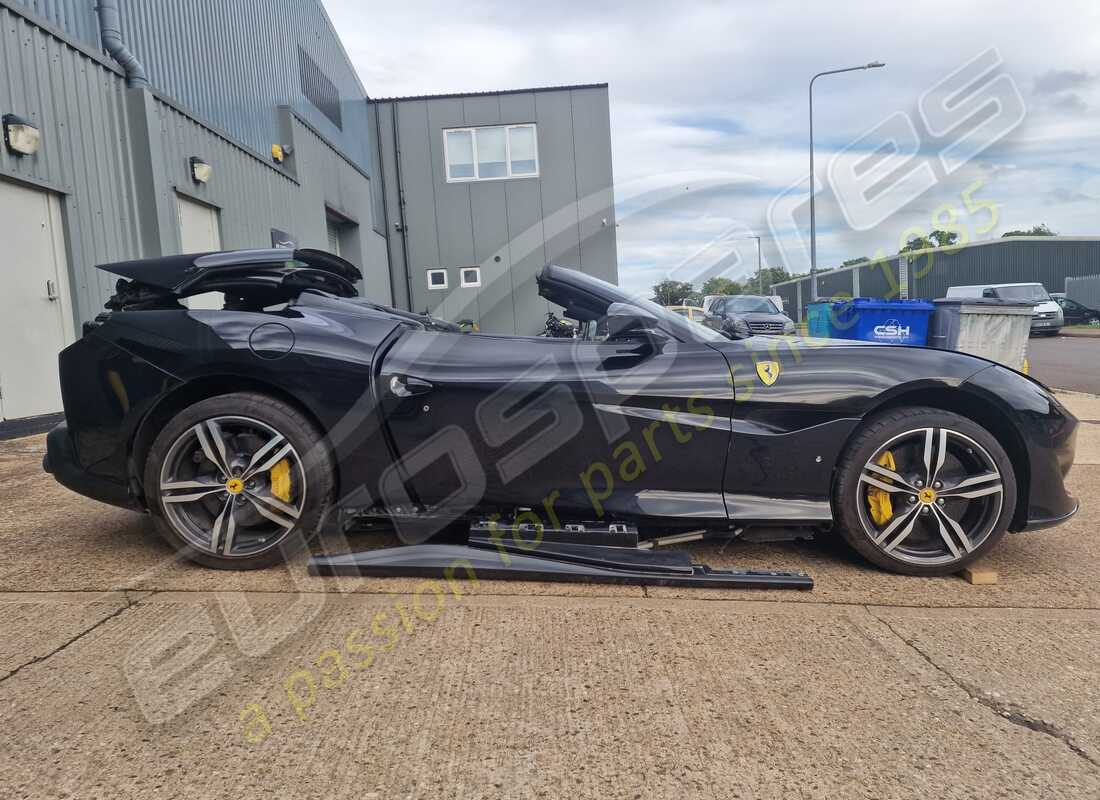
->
[0,180,74,421]
[177,194,223,310]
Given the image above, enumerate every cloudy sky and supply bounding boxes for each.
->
[326,0,1100,295]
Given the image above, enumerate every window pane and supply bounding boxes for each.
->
[477,127,507,178]
[509,126,537,175]
[446,131,474,179]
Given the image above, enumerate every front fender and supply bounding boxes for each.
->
[963,366,1078,529]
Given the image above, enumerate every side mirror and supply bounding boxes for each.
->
[604,302,662,340]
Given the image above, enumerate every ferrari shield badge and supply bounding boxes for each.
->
[756,360,781,386]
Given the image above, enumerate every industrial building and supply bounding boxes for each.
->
[372,86,617,333]
[0,0,617,424]
[772,237,1100,322]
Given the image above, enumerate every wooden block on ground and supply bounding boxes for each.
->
[959,567,998,585]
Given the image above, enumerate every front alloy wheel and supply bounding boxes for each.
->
[857,428,1003,566]
[835,407,1017,575]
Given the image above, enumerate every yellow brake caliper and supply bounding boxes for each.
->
[269,459,292,503]
[867,450,896,526]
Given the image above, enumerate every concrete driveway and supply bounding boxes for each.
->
[1,394,1099,799]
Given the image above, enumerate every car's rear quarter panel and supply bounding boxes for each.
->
[61,306,403,507]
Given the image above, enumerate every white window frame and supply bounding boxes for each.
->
[426,268,448,290]
[444,124,539,183]
[460,266,482,288]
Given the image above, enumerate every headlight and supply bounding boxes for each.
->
[783,320,796,333]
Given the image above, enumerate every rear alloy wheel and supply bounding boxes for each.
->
[834,407,1017,575]
[145,393,334,569]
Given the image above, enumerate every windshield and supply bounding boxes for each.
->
[997,284,1050,302]
[539,264,728,343]
[626,297,727,342]
[725,296,780,314]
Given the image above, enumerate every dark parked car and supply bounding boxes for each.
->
[1052,293,1100,326]
[706,295,796,337]
[45,250,1078,576]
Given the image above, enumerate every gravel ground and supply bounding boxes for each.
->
[0,394,1097,799]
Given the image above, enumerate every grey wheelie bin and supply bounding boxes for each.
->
[928,298,1034,373]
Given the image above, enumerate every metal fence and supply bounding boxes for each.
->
[772,237,1100,323]
[1066,274,1100,309]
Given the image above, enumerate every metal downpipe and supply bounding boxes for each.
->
[96,0,150,88]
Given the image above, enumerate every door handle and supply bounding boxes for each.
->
[389,375,434,398]
[46,280,58,301]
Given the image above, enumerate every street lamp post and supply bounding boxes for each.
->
[809,61,885,301]
[753,235,763,295]
[723,234,764,294]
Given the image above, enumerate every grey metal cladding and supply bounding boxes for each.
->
[570,86,616,283]
[776,238,1100,323]
[10,0,102,48]
[373,85,618,334]
[298,46,342,130]
[816,267,854,300]
[114,0,371,173]
[0,6,141,325]
[498,92,546,332]
[395,100,442,316]
[154,99,388,300]
[7,0,372,175]
[534,89,582,269]
[1066,274,1100,308]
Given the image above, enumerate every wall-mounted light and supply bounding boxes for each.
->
[271,144,292,164]
[189,156,212,184]
[2,114,41,156]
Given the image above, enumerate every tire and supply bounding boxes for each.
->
[833,406,1017,576]
[143,392,335,570]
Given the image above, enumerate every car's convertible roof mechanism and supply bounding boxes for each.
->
[98,248,363,309]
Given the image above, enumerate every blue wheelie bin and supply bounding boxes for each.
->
[806,302,834,337]
[830,298,935,345]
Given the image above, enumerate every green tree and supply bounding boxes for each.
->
[901,230,958,253]
[651,280,696,306]
[701,276,742,296]
[750,266,792,294]
[1002,223,1056,237]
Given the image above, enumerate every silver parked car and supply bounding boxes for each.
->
[706,295,796,337]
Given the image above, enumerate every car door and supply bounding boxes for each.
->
[711,335,860,525]
[377,328,734,524]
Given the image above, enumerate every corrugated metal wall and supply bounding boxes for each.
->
[148,97,389,300]
[1066,275,1100,309]
[0,4,142,325]
[374,86,619,334]
[774,238,1100,324]
[1,2,389,329]
[10,0,100,47]
[8,0,373,174]
[773,283,798,319]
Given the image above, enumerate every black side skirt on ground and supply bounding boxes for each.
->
[307,540,814,590]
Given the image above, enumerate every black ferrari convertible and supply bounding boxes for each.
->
[44,249,1078,576]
